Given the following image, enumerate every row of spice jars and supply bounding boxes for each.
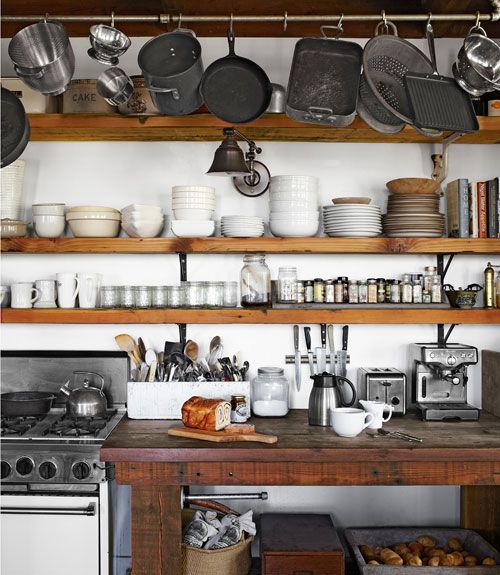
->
[100,282,239,308]
[278,265,443,305]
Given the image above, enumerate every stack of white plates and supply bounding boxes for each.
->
[1,160,25,220]
[269,175,320,237]
[323,204,382,237]
[221,216,264,237]
[172,186,215,221]
[121,204,164,238]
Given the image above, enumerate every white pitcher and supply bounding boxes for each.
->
[359,400,394,430]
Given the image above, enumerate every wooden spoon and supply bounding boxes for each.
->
[115,333,141,367]
[137,337,147,362]
[184,340,199,362]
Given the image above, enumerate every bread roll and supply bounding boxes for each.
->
[465,554,478,566]
[406,554,423,566]
[417,535,437,547]
[447,537,462,551]
[408,541,424,555]
[439,553,455,566]
[483,557,497,565]
[428,556,440,567]
[359,545,376,561]
[181,396,231,431]
[392,543,409,555]
[380,548,404,565]
[450,551,465,566]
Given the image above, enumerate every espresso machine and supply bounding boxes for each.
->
[409,343,480,421]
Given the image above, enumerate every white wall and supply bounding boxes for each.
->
[2,36,500,528]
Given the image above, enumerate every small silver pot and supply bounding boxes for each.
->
[96,67,133,106]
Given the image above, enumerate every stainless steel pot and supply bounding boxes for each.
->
[266,84,285,113]
[96,67,133,106]
[8,21,75,96]
[60,371,107,417]
[138,28,203,115]
[454,30,500,96]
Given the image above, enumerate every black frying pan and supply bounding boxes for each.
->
[1,87,30,168]
[1,391,55,417]
[201,30,272,123]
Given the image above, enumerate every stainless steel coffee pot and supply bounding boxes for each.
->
[60,371,107,417]
[308,373,356,426]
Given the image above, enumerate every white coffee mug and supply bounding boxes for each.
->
[11,283,40,309]
[56,273,80,308]
[34,279,57,308]
[78,273,102,309]
[359,400,394,430]
[330,408,374,438]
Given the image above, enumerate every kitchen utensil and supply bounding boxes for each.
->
[0,391,55,417]
[201,29,272,124]
[320,324,328,372]
[147,360,157,383]
[293,325,301,392]
[404,21,478,133]
[168,426,278,444]
[266,83,286,113]
[184,340,199,362]
[357,368,406,416]
[96,67,133,106]
[377,428,423,442]
[1,87,30,168]
[60,371,107,417]
[88,22,131,66]
[444,283,483,309]
[338,325,349,378]
[327,324,336,375]
[308,373,357,426]
[9,20,75,96]
[359,400,394,430]
[286,25,362,127]
[138,28,203,116]
[330,408,374,437]
[145,348,157,367]
[357,74,406,134]
[115,333,141,367]
[11,282,40,309]
[304,327,315,376]
[139,363,149,382]
[137,337,146,362]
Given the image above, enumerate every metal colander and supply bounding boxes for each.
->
[9,21,69,68]
[363,34,434,123]
[357,74,405,134]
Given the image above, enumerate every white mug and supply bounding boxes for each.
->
[11,283,40,309]
[34,280,57,308]
[359,400,394,430]
[331,408,374,438]
[56,273,80,308]
[78,273,102,309]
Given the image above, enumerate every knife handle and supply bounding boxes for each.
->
[304,326,312,351]
[342,325,349,351]
[320,323,327,348]
[293,325,299,351]
[327,324,335,352]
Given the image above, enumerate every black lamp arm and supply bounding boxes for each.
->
[222,127,262,155]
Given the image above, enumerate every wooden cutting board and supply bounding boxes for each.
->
[168,426,278,444]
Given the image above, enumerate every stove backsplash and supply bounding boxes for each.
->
[1,351,130,406]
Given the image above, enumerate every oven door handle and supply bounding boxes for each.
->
[1,503,96,516]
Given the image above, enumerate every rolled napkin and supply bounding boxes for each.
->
[181,396,231,431]
[182,510,218,548]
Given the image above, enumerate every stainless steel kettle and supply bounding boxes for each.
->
[308,373,356,426]
[60,371,107,417]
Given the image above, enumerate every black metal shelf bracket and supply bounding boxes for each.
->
[436,253,455,282]
[437,323,457,345]
[179,253,187,282]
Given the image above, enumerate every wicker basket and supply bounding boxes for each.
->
[182,507,253,575]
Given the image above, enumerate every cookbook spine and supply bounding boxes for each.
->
[487,177,499,238]
[477,181,488,238]
[469,182,479,238]
[458,178,470,238]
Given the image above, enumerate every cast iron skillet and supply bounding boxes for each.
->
[1,87,30,168]
[1,391,56,417]
[201,30,272,124]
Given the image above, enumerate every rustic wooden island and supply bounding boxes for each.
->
[101,410,500,575]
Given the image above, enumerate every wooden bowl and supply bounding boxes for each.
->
[386,178,441,195]
[331,197,372,205]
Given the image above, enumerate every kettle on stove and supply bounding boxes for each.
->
[308,373,357,426]
[60,371,107,417]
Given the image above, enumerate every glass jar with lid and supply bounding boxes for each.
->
[251,367,289,417]
[348,280,359,304]
[240,254,271,307]
[277,267,298,303]
[205,281,224,307]
[358,280,368,304]
[183,281,205,307]
[134,286,151,308]
[401,274,413,304]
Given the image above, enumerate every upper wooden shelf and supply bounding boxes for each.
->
[2,237,500,255]
[27,114,500,144]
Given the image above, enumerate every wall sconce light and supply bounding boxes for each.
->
[206,127,270,197]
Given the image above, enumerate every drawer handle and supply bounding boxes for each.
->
[1,503,95,516]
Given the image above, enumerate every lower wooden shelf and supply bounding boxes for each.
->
[1,307,499,324]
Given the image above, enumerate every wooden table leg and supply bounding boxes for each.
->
[461,486,500,549]
[131,485,183,575]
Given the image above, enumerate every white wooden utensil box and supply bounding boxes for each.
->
[127,381,251,419]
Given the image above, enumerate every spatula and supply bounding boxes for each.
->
[115,333,141,367]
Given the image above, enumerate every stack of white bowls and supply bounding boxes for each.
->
[172,186,215,222]
[269,175,320,237]
[32,203,66,237]
[221,216,265,237]
[66,206,121,237]
[121,204,164,238]
[1,160,25,220]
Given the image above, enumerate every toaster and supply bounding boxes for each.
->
[357,368,406,415]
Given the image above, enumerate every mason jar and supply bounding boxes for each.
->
[205,281,224,307]
[100,286,119,308]
[120,285,134,308]
[240,254,270,307]
[151,286,168,308]
[167,286,184,307]
[134,286,151,308]
[183,281,205,307]
[223,281,239,307]
[251,367,289,417]
[277,267,298,303]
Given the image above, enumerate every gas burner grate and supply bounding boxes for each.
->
[1,415,46,437]
[42,410,117,438]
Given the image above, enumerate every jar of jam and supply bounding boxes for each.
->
[231,395,249,423]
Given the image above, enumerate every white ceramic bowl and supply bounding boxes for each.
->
[33,215,66,238]
[121,219,164,238]
[172,201,216,209]
[66,212,121,221]
[171,220,215,238]
[0,219,29,238]
[270,190,318,202]
[68,205,119,213]
[67,218,120,238]
[121,216,164,226]
[271,175,318,186]
[270,200,318,211]
[173,208,214,221]
[270,219,319,238]
[32,203,66,216]
[270,210,319,220]
[172,186,215,194]
[172,190,215,198]
[121,204,163,213]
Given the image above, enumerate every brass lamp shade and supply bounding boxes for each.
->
[206,135,251,176]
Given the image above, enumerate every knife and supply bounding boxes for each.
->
[304,326,315,376]
[327,324,335,375]
[315,323,327,373]
[293,325,301,391]
[339,325,349,378]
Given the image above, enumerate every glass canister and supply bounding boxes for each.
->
[223,281,239,307]
[183,281,205,307]
[167,285,184,307]
[277,267,298,303]
[134,286,151,308]
[151,286,168,308]
[120,285,134,308]
[205,281,224,307]
[100,286,119,308]
[240,254,271,307]
[251,367,289,417]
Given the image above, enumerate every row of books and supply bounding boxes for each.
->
[446,177,499,238]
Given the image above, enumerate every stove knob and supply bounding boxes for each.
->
[1,461,11,479]
[447,355,457,366]
[39,461,57,480]
[429,353,435,358]
[72,462,91,480]
[16,457,34,476]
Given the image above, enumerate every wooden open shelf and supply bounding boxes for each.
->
[2,237,500,255]
[27,114,500,144]
[2,308,499,324]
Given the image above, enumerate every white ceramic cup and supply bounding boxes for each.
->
[78,273,102,308]
[330,408,374,438]
[11,283,40,309]
[34,279,57,308]
[56,273,80,308]
[359,400,394,430]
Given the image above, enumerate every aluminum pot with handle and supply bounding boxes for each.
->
[137,28,203,115]
[60,371,107,417]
